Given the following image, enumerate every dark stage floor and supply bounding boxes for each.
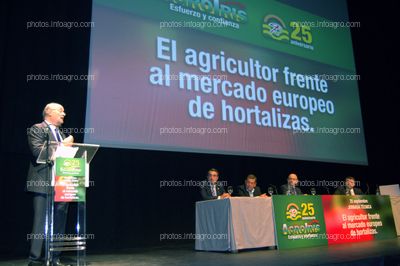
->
[1,238,400,266]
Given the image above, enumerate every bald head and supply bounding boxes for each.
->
[43,103,65,127]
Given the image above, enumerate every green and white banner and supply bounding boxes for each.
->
[273,195,327,249]
[54,157,86,202]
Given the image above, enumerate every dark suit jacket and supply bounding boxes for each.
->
[26,121,67,194]
[280,184,303,195]
[334,186,363,195]
[200,181,226,200]
[237,185,262,197]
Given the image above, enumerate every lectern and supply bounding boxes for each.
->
[37,141,99,266]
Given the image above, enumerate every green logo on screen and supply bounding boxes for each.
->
[262,14,314,51]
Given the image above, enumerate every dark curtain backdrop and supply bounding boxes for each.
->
[0,0,398,258]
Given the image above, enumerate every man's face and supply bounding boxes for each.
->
[288,174,298,186]
[245,178,256,191]
[208,171,219,184]
[48,105,66,127]
[346,178,355,189]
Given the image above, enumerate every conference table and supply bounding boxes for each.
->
[195,197,276,252]
[195,195,400,252]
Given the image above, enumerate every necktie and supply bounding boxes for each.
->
[54,128,62,142]
[211,185,217,197]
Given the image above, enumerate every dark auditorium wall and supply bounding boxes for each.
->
[0,0,398,258]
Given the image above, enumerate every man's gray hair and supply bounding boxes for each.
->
[42,102,63,119]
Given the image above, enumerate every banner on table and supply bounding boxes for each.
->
[272,195,328,249]
[273,195,397,249]
[322,195,397,244]
[54,157,86,202]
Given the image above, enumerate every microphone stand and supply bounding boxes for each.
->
[44,126,54,265]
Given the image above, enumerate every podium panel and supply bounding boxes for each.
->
[37,141,99,266]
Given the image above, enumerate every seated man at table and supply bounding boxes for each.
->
[237,174,267,197]
[280,173,303,195]
[334,176,363,195]
[200,168,231,200]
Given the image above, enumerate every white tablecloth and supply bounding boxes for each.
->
[195,197,276,252]
[390,196,400,236]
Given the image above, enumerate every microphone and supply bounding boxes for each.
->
[43,126,50,140]
[269,184,278,195]
[291,183,297,195]
[43,126,52,166]
[287,182,294,195]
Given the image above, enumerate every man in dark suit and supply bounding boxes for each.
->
[334,176,363,195]
[200,168,231,200]
[280,173,303,195]
[237,174,267,197]
[27,103,73,266]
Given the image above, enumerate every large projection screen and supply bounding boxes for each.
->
[85,0,367,165]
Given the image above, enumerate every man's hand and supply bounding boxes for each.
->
[62,135,74,146]
[259,193,269,198]
[220,193,231,199]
